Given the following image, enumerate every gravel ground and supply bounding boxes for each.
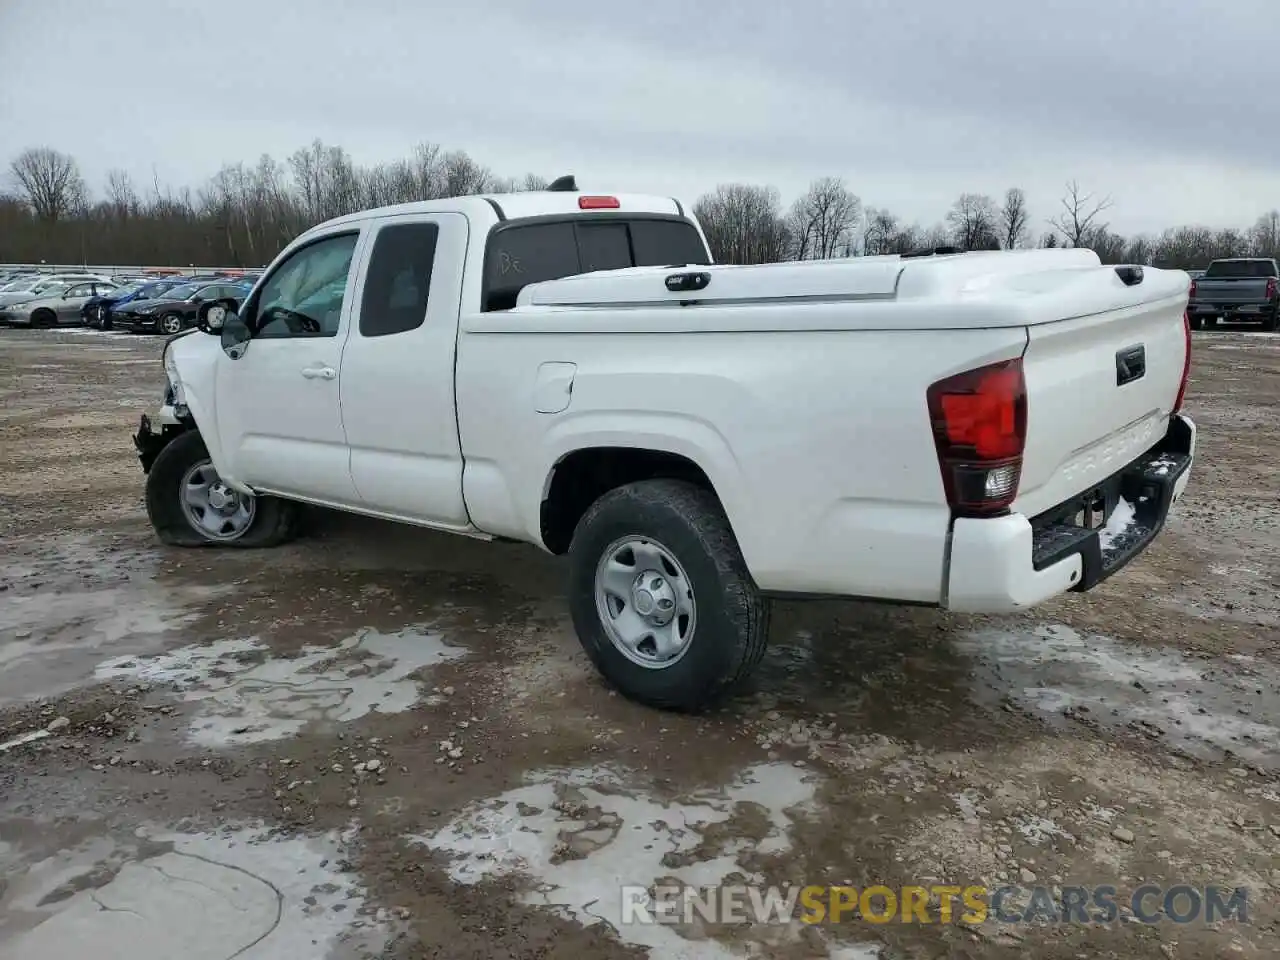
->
[0,326,1277,960]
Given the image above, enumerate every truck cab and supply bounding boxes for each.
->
[138,182,713,529]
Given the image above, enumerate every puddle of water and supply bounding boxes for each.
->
[95,625,467,746]
[958,623,1280,769]
[0,586,219,707]
[0,823,386,959]
[413,762,879,959]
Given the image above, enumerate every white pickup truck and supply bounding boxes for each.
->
[133,181,1196,711]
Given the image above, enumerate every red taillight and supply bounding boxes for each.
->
[578,195,619,209]
[927,358,1027,516]
[1266,277,1277,300]
[1173,311,1192,414]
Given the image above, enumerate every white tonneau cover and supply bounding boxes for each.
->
[516,249,1190,330]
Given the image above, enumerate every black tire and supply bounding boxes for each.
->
[1263,306,1279,333]
[566,479,770,712]
[31,309,56,329]
[1189,315,1203,331]
[159,312,184,335]
[145,429,299,549]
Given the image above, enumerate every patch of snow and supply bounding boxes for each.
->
[0,730,51,753]
[1012,814,1076,846]
[958,623,1280,769]
[94,625,466,746]
[952,790,986,826]
[413,762,876,959]
[1097,497,1137,551]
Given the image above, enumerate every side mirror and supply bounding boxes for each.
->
[219,310,251,359]
[198,302,226,334]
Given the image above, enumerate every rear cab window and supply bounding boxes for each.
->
[1204,260,1278,279]
[482,215,710,311]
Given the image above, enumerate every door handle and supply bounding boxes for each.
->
[301,365,336,380]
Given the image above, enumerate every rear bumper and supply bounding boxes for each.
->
[945,414,1195,613]
[1189,302,1273,319]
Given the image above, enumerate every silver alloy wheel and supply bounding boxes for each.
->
[594,535,697,669]
[161,313,183,334]
[179,459,256,541]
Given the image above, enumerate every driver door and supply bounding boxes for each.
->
[212,228,363,506]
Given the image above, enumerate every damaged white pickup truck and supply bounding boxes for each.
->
[133,180,1196,711]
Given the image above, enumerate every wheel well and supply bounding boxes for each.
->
[540,447,715,554]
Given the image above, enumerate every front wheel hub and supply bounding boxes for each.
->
[631,572,676,625]
[594,536,697,669]
[180,460,256,541]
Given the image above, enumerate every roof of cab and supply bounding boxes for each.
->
[303,190,687,235]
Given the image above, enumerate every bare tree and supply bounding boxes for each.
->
[947,193,999,250]
[694,184,790,264]
[1050,180,1113,248]
[1123,233,1154,265]
[788,177,861,260]
[1248,211,1280,259]
[998,187,1029,250]
[861,208,899,256]
[10,147,86,221]
[1082,227,1126,264]
[104,169,139,219]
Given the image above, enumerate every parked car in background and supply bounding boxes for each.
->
[82,281,145,329]
[84,277,191,329]
[113,281,249,334]
[1188,258,1280,330]
[0,280,118,327]
[0,276,99,308]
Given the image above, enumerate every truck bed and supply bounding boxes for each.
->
[463,249,1191,606]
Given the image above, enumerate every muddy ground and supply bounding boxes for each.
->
[0,327,1277,960]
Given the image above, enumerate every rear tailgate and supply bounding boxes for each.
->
[1015,268,1189,519]
[1194,277,1270,305]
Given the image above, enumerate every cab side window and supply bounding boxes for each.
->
[359,222,439,337]
[251,232,359,340]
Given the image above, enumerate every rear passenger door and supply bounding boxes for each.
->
[340,213,471,528]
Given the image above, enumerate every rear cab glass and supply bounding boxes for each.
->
[1204,260,1278,278]
[482,215,710,311]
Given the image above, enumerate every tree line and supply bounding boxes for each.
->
[4,143,1278,271]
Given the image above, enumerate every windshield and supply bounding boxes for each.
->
[1205,260,1278,279]
[108,283,143,297]
[164,282,202,300]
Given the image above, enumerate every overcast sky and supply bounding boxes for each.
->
[2,0,1277,237]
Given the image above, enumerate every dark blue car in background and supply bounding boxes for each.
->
[83,278,191,329]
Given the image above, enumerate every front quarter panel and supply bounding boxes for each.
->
[166,332,243,488]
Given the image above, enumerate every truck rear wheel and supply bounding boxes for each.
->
[145,429,299,548]
[567,479,770,711]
